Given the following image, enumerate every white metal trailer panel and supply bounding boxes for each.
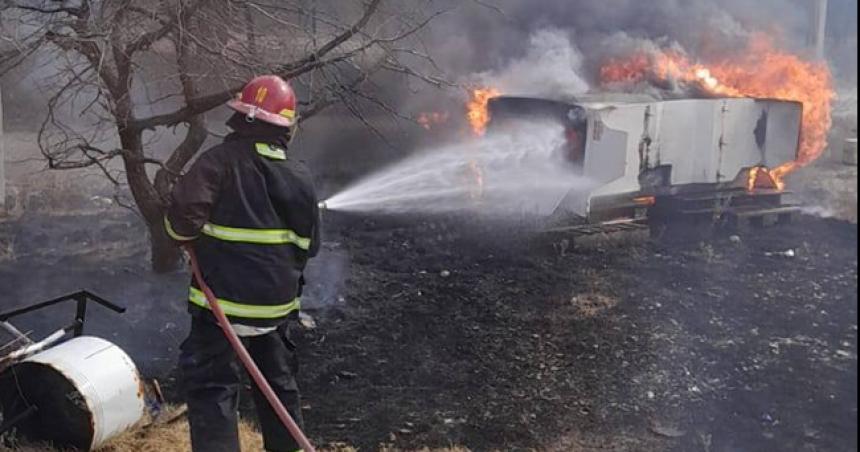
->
[573,98,801,218]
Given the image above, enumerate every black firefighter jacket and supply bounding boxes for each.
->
[165,133,320,328]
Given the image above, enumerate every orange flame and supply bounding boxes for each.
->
[467,88,501,136]
[462,88,499,200]
[601,34,834,189]
[748,166,782,192]
[416,111,449,130]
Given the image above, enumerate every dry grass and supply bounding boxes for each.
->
[0,405,264,452]
[98,418,264,452]
[0,417,262,452]
[2,415,471,452]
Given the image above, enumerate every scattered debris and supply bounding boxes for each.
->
[760,413,777,425]
[699,432,713,452]
[299,312,318,330]
[338,370,359,380]
[835,349,852,358]
[650,420,686,438]
[765,249,796,258]
[89,195,114,208]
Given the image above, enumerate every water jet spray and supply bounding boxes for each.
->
[318,122,593,216]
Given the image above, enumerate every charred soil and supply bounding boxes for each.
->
[1,211,857,451]
[290,213,857,451]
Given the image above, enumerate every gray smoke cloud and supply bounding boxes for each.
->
[473,28,589,97]
[371,0,855,156]
[425,0,856,89]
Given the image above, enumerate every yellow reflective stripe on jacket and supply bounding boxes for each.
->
[164,216,198,241]
[255,143,286,160]
[201,223,311,249]
[189,287,300,319]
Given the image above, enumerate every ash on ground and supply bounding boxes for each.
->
[1,204,856,451]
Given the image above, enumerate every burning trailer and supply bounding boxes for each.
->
[487,94,804,236]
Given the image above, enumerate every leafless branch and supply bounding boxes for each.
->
[126,0,206,56]
[12,0,453,239]
[130,0,386,131]
[13,4,82,16]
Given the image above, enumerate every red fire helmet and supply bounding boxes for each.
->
[227,75,297,128]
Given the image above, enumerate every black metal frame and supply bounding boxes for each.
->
[0,290,126,338]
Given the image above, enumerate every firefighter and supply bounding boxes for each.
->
[165,74,320,452]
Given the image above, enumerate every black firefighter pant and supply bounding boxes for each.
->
[179,314,304,452]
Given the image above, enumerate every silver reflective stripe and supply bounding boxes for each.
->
[232,324,277,337]
[164,216,198,241]
[255,143,286,160]
[201,223,311,249]
[189,287,300,319]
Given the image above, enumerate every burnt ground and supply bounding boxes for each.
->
[291,213,858,452]
[0,210,857,452]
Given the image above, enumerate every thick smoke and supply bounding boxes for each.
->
[426,0,856,92]
[473,28,589,97]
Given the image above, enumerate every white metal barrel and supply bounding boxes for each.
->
[1,336,145,450]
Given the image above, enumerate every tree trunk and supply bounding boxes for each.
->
[149,218,183,273]
[117,128,182,273]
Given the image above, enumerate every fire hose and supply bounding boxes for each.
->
[184,245,316,452]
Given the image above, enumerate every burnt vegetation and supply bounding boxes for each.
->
[282,213,857,451]
[2,210,855,451]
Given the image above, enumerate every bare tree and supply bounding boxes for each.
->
[0,0,450,272]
